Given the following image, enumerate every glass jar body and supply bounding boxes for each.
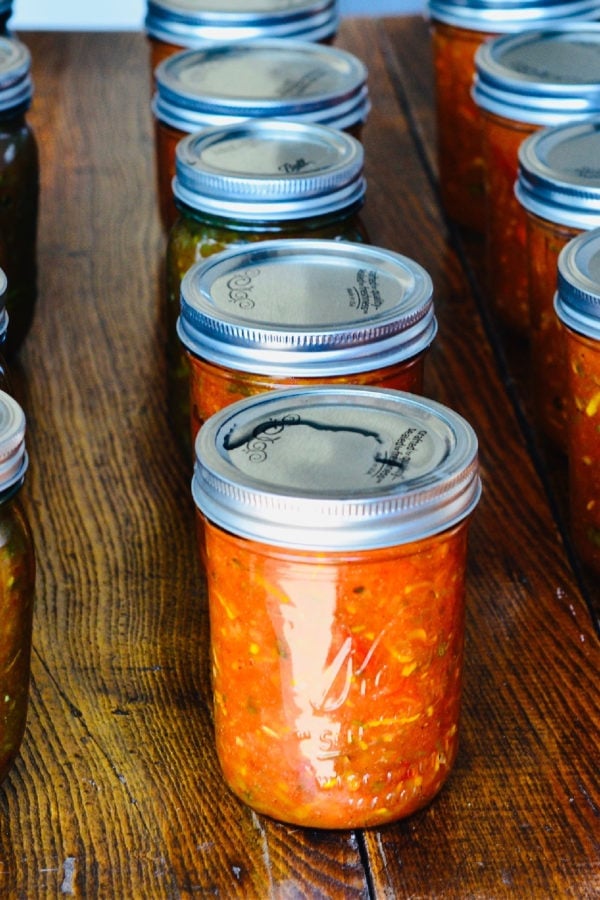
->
[0,111,39,356]
[526,210,582,449]
[480,108,536,335]
[0,495,35,784]
[168,208,369,452]
[155,117,365,232]
[564,325,600,574]
[201,514,470,828]
[431,21,494,232]
[187,349,426,451]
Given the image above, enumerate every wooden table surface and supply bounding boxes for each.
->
[2,17,598,898]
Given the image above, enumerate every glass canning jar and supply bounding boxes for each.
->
[0,2,12,35]
[428,0,599,233]
[515,119,600,449]
[178,239,437,452]
[0,37,39,356]
[152,38,370,229]
[192,384,481,828]
[0,268,11,392]
[554,228,600,574]
[472,25,600,335]
[167,120,369,448]
[0,390,35,785]
[145,0,339,73]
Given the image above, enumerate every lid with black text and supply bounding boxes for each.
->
[173,120,365,218]
[153,39,370,132]
[178,239,436,376]
[192,385,481,549]
[473,25,600,125]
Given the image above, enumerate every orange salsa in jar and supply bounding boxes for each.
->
[0,390,35,784]
[473,26,600,336]
[152,39,370,229]
[555,229,600,574]
[516,120,600,449]
[178,239,436,451]
[192,385,481,828]
[428,1,600,233]
[145,0,339,74]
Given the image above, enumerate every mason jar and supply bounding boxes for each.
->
[146,0,339,73]
[178,239,437,451]
[0,36,39,356]
[428,0,599,232]
[554,228,600,573]
[167,120,369,447]
[152,39,370,229]
[472,24,600,334]
[516,119,600,448]
[0,389,35,785]
[192,384,481,828]
[0,268,11,392]
[0,1,12,35]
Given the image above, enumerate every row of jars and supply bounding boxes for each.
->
[429,1,600,575]
[0,2,37,791]
[145,2,483,828]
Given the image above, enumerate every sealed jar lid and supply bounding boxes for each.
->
[516,119,600,229]
[146,0,338,46]
[428,0,600,32]
[555,227,600,340]
[173,120,365,219]
[0,37,32,113]
[153,39,370,132]
[178,239,436,376]
[0,390,27,494]
[473,25,600,125]
[192,385,481,550]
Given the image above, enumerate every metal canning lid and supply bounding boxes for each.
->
[473,25,600,125]
[192,385,481,550]
[173,120,365,219]
[516,119,600,228]
[428,0,600,32]
[178,239,436,375]
[153,39,370,132]
[555,227,600,340]
[0,37,33,113]
[146,0,338,46]
[0,390,27,493]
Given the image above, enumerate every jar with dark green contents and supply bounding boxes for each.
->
[0,2,12,35]
[166,119,369,450]
[0,390,35,785]
[0,37,39,356]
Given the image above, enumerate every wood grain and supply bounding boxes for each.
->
[0,19,597,898]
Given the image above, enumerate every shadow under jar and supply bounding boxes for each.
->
[0,36,39,357]
[0,390,35,785]
[192,384,481,828]
[428,0,599,233]
[515,118,600,450]
[145,0,339,74]
[166,119,369,450]
[152,38,370,229]
[472,24,600,336]
[554,228,600,575]
[177,238,437,454]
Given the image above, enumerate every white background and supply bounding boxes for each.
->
[12,1,425,30]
